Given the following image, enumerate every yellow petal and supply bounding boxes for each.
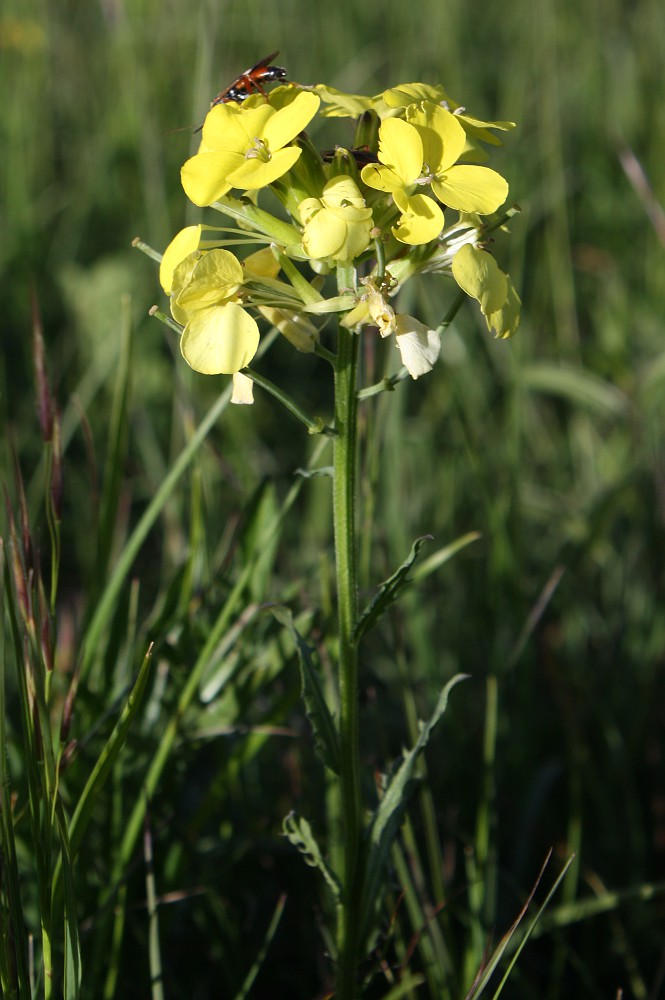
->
[321,175,367,210]
[299,197,323,225]
[201,102,266,153]
[407,103,467,173]
[377,117,423,183]
[227,146,302,190]
[451,244,507,315]
[181,151,242,206]
[360,161,404,194]
[160,225,202,293]
[432,165,508,214]
[243,248,281,279]
[181,303,259,374]
[303,209,346,259]
[392,192,444,245]
[341,298,371,330]
[175,249,244,312]
[262,91,320,150]
[486,278,521,339]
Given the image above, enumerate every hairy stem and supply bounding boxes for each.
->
[333,313,363,998]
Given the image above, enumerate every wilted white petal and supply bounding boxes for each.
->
[394,315,441,379]
[231,372,254,405]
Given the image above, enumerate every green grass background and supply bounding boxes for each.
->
[2,0,665,997]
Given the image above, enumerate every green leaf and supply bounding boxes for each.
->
[283,811,342,903]
[465,851,575,1000]
[355,535,433,642]
[521,363,629,417]
[68,644,154,860]
[56,806,82,1000]
[0,544,32,995]
[358,674,468,952]
[233,895,288,1000]
[198,603,262,703]
[410,531,481,582]
[380,974,427,1000]
[272,606,340,774]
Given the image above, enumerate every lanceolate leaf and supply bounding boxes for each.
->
[272,606,340,775]
[358,674,468,952]
[283,811,342,903]
[354,536,433,643]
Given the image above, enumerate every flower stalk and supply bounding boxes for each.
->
[144,61,521,996]
[332,304,363,994]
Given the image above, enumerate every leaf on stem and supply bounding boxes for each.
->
[354,535,433,643]
[358,674,469,953]
[283,811,342,903]
[271,606,340,774]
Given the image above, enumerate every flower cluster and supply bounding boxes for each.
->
[157,69,520,398]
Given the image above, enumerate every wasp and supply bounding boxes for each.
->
[210,51,288,107]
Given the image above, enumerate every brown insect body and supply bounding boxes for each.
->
[210,51,288,107]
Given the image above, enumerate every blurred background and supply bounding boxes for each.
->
[2,0,665,997]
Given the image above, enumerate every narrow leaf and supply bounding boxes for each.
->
[56,805,82,1000]
[0,543,32,994]
[272,606,340,774]
[465,850,575,1000]
[283,811,342,902]
[233,894,288,1000]
[522,363,629,417]
[358,674,468,951]
[68,644,154,860]
[410,531,481,582]
[355,536,433,643]
[380,974,427,1000]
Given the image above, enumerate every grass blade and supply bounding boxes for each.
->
[68,643,154,860]
[233,894,288,1000]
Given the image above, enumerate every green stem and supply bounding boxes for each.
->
[333,313,363,998]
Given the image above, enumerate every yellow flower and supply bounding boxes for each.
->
[361,117,444,245]
[170,249,260,374]
[181,91,320,207]
[406,103,509,214]
[361,103,510,245]
[384,83,516,147]
[451,244,521,338]
[300,176,373,262]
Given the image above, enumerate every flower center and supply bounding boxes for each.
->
[245,137,271,163]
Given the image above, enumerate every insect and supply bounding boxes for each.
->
[321,146,378,166]
[210,51,288,107]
